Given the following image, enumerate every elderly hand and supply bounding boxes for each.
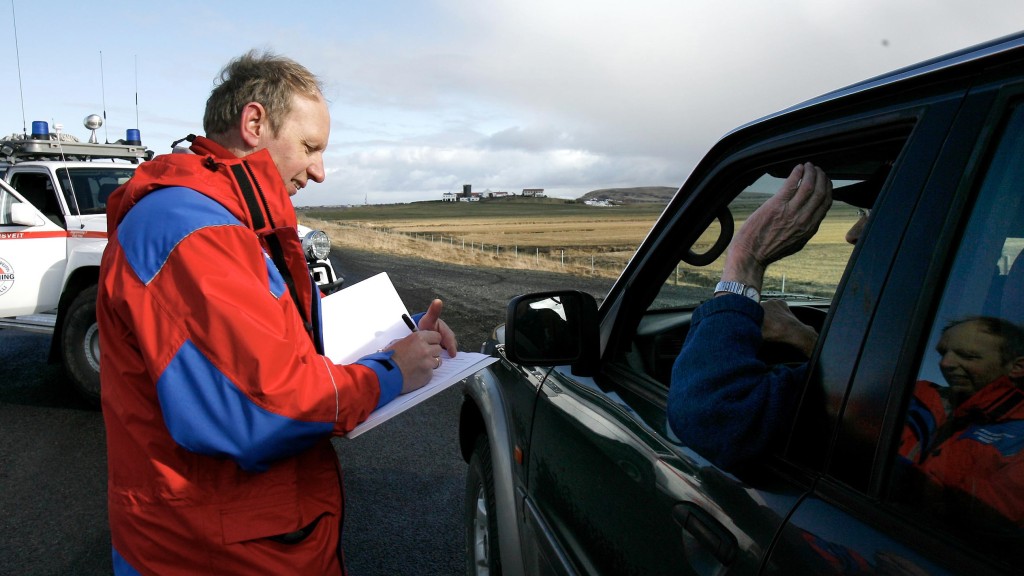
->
[760,299,818,358]
[721,163,832,290]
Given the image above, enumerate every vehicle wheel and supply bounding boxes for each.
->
[465,434,502,576]
[61,285,101,407]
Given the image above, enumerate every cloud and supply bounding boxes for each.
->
[297,0,1024,206]
[4,1,1022,207]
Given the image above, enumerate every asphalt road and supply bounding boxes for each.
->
[0,247,615,576]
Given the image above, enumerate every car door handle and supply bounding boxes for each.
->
[673,502,738,566]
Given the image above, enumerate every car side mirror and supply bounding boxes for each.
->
[505,290,599,376]
[10,202,43,226]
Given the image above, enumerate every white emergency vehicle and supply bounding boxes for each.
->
[0,117,342,406]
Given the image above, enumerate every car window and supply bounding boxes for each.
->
[650,173,860,312]
[0,183,21,225]
[628,132,909,388]
[57,167,133,215]
[886,102,1024,570]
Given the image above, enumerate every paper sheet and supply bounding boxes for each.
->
[320,272,412,364]
[344,351,497,438]
[319,272,498,439]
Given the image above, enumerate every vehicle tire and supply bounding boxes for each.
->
[61,284,101,407]
[465,434,502,576]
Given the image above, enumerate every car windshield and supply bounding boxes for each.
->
[57,167,135,215]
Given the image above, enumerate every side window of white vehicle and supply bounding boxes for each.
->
[9,173,63,227]
[0,184,21,225]
[888,102,1024,570]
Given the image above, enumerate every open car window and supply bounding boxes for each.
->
[629,130,910,387]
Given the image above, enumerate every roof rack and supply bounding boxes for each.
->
[0,119,153,164]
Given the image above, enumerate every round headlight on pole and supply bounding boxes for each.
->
[302,229,332,261]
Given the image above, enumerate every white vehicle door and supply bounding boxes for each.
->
[0,179,68,316]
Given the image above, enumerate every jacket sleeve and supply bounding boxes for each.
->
[668,294,807,470]
[117,189,387,471]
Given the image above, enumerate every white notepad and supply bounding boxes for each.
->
[319,272,497,438]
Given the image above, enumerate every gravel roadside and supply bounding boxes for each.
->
[332,245,618,353]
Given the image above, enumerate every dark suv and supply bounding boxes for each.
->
[458,32,1024,576]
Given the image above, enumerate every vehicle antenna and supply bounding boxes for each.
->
[11,0,27,136]
[100,51,110,143]
[135,54,140,131]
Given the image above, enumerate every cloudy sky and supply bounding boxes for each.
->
[2,1,1022,206]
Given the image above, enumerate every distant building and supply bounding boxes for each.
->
[487,191,509,198]
[459,192,482,202]
[522,188,545,197]
[442,191,458,202]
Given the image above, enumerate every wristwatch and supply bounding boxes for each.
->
[714,280,760,302]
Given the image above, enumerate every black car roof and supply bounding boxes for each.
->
[727,31,1024,139]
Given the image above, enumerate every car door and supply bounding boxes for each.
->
[517,69,972,574]
[772,71,1024,576]
[0,179,67,316]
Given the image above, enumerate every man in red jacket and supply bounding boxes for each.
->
[98,50,456,575]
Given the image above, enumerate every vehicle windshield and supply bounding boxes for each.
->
[57,167,135,215]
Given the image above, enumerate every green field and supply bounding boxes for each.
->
[300,197,860,295]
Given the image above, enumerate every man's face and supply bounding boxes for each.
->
[263,94,330,196]
[937,320,1012,394]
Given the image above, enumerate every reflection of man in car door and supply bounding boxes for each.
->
[897,316,1024,528]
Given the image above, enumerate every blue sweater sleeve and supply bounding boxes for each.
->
[668,294,807,470]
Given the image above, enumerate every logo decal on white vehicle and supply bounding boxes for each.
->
[0,257,13,296]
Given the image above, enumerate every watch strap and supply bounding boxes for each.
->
[715,280,760,302]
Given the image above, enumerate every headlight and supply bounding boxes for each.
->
[301,229,331,261]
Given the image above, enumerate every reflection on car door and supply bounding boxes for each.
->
[770,73,1024,576]
[524,364,810,575]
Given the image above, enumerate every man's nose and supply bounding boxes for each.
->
[308,154,326,183]
[845,216,867,245]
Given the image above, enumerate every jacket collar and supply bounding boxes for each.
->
[107,135,297,236]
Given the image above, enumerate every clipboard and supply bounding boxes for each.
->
[319,272,497,438]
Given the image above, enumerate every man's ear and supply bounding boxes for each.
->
[239,102,268,148]
[1009,355,1024,380]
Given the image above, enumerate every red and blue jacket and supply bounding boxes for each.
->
[899,376,1024,527]
[97,137,402,575]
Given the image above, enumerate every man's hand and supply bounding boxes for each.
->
[417,299,458,358]
[761,299,818,358]
[721,163,833,290]
[388,330,444,393]
[386,299,459,393]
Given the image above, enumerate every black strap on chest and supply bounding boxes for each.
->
[229,161,316,343]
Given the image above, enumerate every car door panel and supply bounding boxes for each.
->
[524,365,808,575]
[773,73,1024,576]
[0,185,67,316]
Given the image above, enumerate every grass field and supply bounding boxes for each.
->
[300,198,860,296]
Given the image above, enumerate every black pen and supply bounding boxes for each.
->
[402,313,418,332]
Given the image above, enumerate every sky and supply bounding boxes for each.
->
[2,1,1022,207]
